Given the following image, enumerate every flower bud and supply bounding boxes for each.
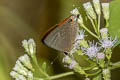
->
[27,71,33,80]
[97,52,105,59]
[70,8,83,26]
[22,38,36,56]
[19,54,33,71]
[70,8,80,16]
[93,0,101,15]
[13,60,29,76]
[83,2,96,19]
[10,71,26,80]
[100,28,108,39]
[102,3,109,20]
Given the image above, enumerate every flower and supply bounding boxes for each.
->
[69,30,86,54]
[70,8,80,16]
[68,60,77,69]
[10,71,26,80]
[22,38,36,56]
[93,0,101,15]
[76,30,85,40]
[70,8,83,25]
[62,55,71,63]
[100,28,108,39]
[102,68,110,79]
[97,52,105,59]
[27,71,33,80]
[13,60,29,76]
[102,3,109,20]
[19,54,33,71]
[100,37,117,48]
[100,28,108,34]
[83,2,96,19]
[62,55,77,69]
[82,41,100,58]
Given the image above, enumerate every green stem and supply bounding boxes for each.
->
[98,14,101,35]
[81,24,99,39]
[111,61,120,70]
[49,72,74,80]
[82,64,97,71]
[105,19,109,28]
[86,69,101,77]
[34,72,74,80]
[32,55,50,79]
[88,16,98,34]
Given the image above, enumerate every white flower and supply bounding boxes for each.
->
[83,2,96,19]
[27,71,33,80]
[82,41,100,58]
[70,8,80,16]
[100,28,108,34]
[100,28,108,39]
[18,75,27,80]
[62,55,77,69]
[70,8,83,25]
[62,55,71,63]
[22,40,29,52]
[102,68,109,74]
[19,54,33,70]
[22,38,36,56]
[100,37,117,48]
[97,52,105,59]
[76,30,85,40]
[10,71,19,79]
[69,30,86,54]
[10,71,26,80]
[68,60,77,69]
[102,3,109,20]
[78,15,84,26]
[93,0,101,15]
[13,60,28,76]
[28,39,36,55]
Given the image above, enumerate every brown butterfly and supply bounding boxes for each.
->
[41,15,79,53]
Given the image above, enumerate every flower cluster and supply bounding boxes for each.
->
[62,0,118,80]
[10,54,34,80]
[22,39,36,57]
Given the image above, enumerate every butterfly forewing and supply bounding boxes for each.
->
[42,15,79,53]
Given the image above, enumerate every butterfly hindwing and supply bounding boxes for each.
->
[42,15,79,53]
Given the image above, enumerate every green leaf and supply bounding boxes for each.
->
[109,0,120,47]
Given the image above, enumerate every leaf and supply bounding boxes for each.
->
[109,0,120,47]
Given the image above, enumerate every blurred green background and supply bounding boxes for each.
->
[0,0,120,80]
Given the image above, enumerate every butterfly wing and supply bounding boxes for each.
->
[42,15,79,53]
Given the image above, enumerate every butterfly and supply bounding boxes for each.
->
[41,14,80,54]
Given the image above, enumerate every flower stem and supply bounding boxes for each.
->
[98,14,101,34]
[32,55,50,79]
[88,16,98,34]
[105,19,109,28]
[111,61,120,70]
[81,24,99,39]
[86,69,101,77]
[49,72,74,80]
[34,72,74,80]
